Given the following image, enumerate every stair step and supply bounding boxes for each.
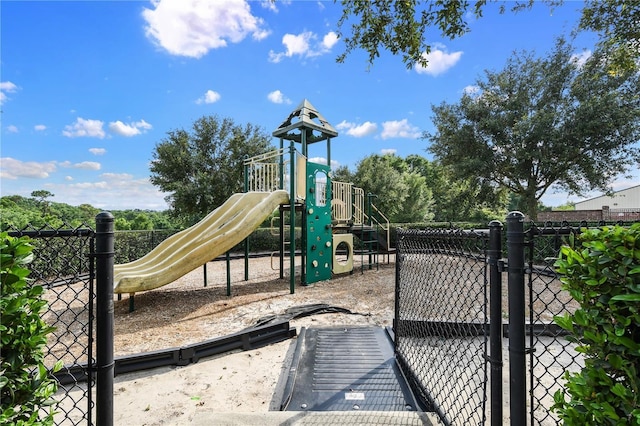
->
[190,411,438,425]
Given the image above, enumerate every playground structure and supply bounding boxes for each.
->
[113,99,392,299]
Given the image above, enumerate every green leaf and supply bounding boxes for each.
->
[610,383,627,398]
[610,294,640,302]
[553,313,574,333]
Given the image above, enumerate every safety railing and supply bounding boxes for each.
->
[331,180,353,223]
[244,148,286,192]
[243,148,307,201]
[329,183,391,251]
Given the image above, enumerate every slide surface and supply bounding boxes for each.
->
[113,190,289,294]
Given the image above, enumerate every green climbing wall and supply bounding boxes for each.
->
[305,161,332,283]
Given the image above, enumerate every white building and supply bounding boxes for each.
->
[575,185,640,210]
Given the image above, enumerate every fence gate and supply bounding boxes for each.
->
[395,228,491,425]
[8,226,97,426]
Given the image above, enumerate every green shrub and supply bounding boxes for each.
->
[553,224,640,425]
[0,233,62,425]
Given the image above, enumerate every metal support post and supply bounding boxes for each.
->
[289,141,296,294]
[506,211,526,426]
[226,251,231,296]
[244,237,249,281]
[203,263,207,287]
[95,212,114,426]
[488,220,503,426]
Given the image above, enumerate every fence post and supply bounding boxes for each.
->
[506,211,526,426]
[95,212,114,426]
[488,220,503,426]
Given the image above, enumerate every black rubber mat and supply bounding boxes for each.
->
[281,327,422,413]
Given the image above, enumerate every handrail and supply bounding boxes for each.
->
[243,148,286,165]
[369,203,391,249]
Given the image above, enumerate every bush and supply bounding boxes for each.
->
[553,224,640,425]
[0,233,62,425]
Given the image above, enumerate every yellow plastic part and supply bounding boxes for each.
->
[332,233,354,274]
[113,190,289,294]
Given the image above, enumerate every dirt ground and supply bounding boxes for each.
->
[50,254,575,425]
[53,255,398,425]
[112,255,396,357]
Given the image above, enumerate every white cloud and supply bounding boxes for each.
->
[63,117,106,139]
[570,50,592,68]
[380,119,421,140]
[48,176,169,210]
[142,0,270,58]
[0,81,18,105]
[336,120,378,137]
[268,30,337,63]
[34,124,47,131]
[267,90,291,104]
[74,161,102,171]
[0,157,57,179]
[415,46,463,76]
[260,0,277,12]
[463,85,480,96]
[381,149,397,155]
[59,161,101,171]
[89,148,107,156]
[196,90,221,104]
[322,31,339,50]
[65,176,74,181]
[308,156,340,169]
[70,181,109,190]
[7,125,18,133]
[102,172,134,180]
[108,119,152,136]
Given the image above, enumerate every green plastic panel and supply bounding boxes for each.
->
[305,162,332,283]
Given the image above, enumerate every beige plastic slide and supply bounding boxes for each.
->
[113,190,289,294]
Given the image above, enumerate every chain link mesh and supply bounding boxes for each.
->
[395,228,489,425]
[524,224,584,425]
[8,224,95,426]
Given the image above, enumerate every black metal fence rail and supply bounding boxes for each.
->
[7,225,96,426]
[395,228,490,425]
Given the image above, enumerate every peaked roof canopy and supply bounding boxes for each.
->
[272,99,338,144]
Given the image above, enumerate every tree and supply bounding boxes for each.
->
[331,164,355,183]
[335,1,638,71]
[335,0,557,69]
[352,154,433,223]
[405,155,507,222]
[578,0,640,73]
[30,190,54,215]
[131,213,153,231]
[149,115,273,223]
[426,38,640,220]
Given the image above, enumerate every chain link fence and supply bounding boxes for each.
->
[524,224,583,425]
[395,228,490,425]
[7,224,96,426]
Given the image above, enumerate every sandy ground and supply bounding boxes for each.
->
[51,254,576,425]
[55,256,397,425]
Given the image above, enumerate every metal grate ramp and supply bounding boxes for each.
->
[281,327,425,415]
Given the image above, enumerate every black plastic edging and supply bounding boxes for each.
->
[53,320,296,386]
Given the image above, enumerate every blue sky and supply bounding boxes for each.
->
[1,0,637,211]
